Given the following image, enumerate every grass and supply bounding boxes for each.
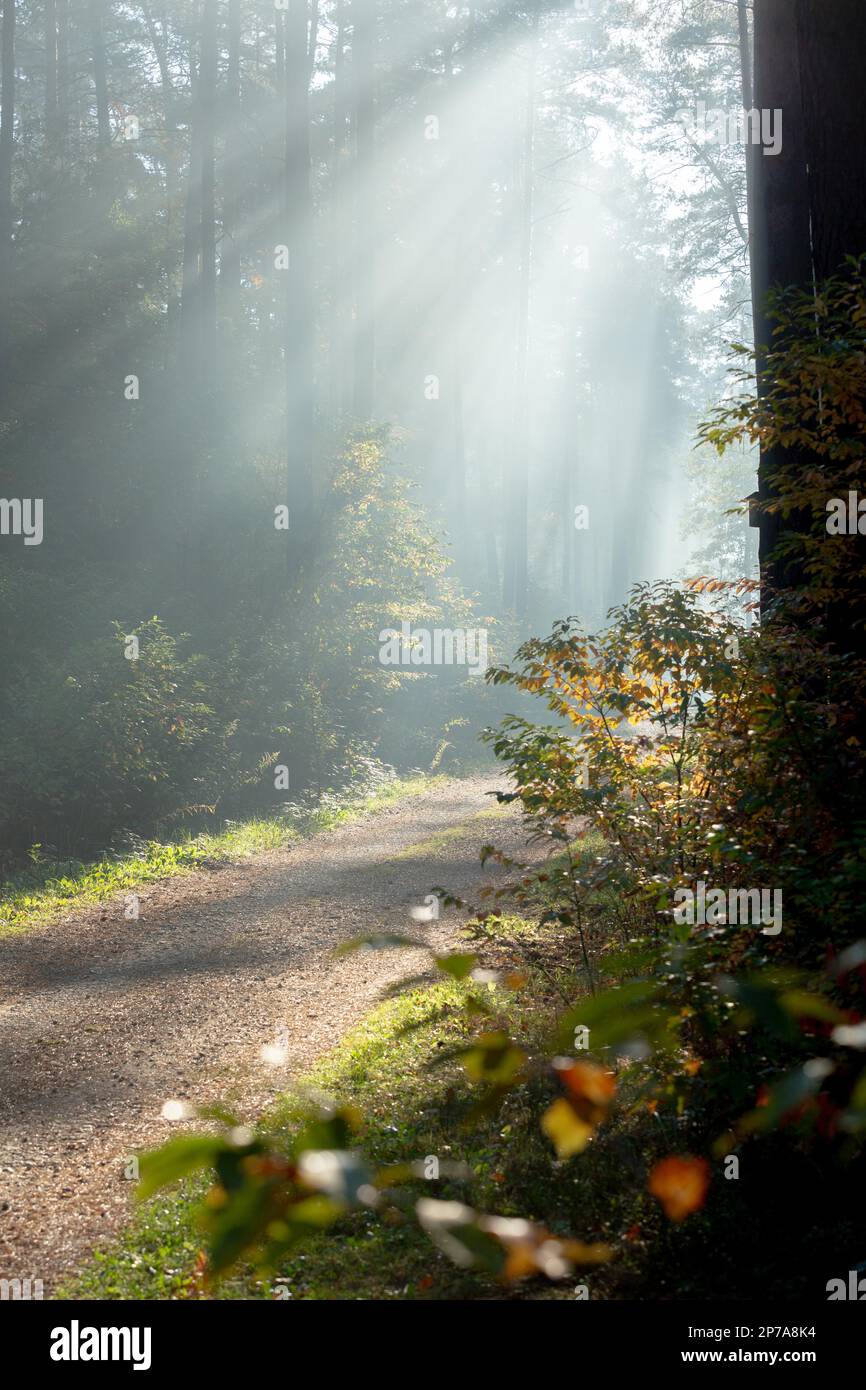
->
[389,802,510,861]
[0,773,443,940]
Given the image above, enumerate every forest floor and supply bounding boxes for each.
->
[0,772,540,1296]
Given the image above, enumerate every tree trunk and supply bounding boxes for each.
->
[177,13,204,596]
[502,15,537,617]
[56,0,69,145]
[141,3,178,334]
[446,34,468,569]
[220,0,242,330]
[45,0,59,143]
[180,72,201,358]
[328,0,350,418]
[737,0,758,295]
[180,3,219,384]
[89,0,110,147]
[796,0,866,279]
[198,0,217,360]
[308,0,319,79]
[751,0,866,602]
[351,0,375,419]
[0,0,15,385]
[749,0,812,598]
[284,0,315,576]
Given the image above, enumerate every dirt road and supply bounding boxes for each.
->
[0,775,532,1295]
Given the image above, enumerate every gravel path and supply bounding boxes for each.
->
[0,774,534,1296]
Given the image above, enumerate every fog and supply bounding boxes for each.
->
[0,0,760,858]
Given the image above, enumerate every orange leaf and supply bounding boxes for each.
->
[648,1155,710,1223]
[555,1059,616,1107]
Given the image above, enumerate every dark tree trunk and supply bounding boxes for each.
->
[796,0,866,279]
[750,0,866,602]
[749,0,813,598]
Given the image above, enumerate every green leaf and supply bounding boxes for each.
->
[434,952,477,980]
[136,1136,228,1199]
[458,1031,527,1085]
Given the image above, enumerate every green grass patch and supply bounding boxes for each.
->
[389,803,510,862]
[0,774,444,939]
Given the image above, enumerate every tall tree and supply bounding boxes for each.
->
[44,0,59,143]
[284,0,314,574]
[796,0,866,279]
[220,0,242,330]
[750,0,866,599]
[351,0,375,418]
[198,0,218,358]
[56,0,69,143]
[0,0,14,385]
[180,2,218,386]
[177,1,220,598]
[328,0,351,418]
[749,0,811,594]
[502,13,537,616]
[89,0,110,148]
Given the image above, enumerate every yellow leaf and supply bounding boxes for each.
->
[541,1098,594,1157]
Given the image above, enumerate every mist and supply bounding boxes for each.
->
[0,1,765,865]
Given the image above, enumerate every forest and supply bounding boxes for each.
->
[0,0,865,1348]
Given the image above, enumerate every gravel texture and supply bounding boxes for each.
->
[0,774,535,1295]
